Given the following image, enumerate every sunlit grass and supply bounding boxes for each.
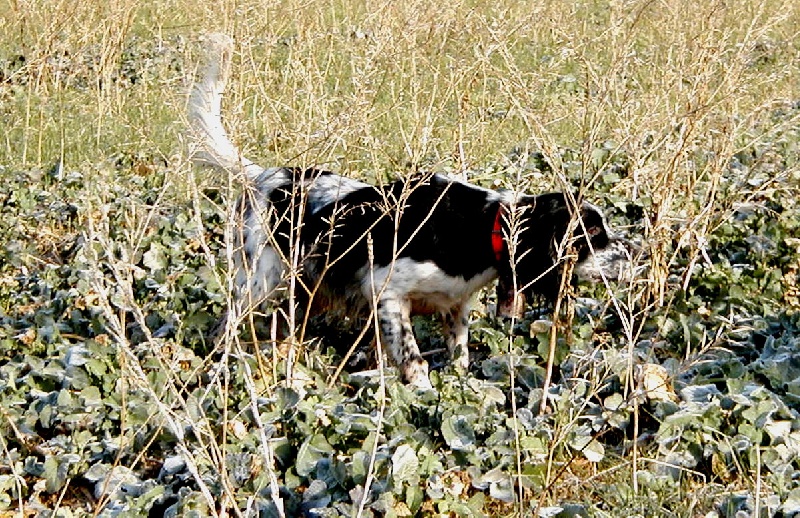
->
[3,0,796,173]
[1,0,799,515]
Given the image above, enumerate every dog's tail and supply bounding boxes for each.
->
[188,33,263,178]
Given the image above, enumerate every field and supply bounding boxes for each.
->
[1,0,800,516]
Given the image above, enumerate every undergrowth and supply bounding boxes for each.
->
[1,0,800,516]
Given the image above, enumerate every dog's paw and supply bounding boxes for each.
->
[452,351,470,373]
[403,359,432,390]
[413,377,434,391]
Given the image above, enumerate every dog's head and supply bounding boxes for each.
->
[496,193,631,315]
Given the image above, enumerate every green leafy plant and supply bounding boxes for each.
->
[2,1,800,515]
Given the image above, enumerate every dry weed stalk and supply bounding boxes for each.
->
[3,0,797,513]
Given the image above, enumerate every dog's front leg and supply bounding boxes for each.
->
[443,304,470,373]
[377,295,432,389]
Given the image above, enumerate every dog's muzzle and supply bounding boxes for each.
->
[574,237,640,283]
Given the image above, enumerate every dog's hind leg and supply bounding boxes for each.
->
[234,247,284,311]
[376,295,431,389]
[218,201,287,342]
[443,303,470,373]
[211,244,284,343]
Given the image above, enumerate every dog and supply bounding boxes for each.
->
[188,34,629,389]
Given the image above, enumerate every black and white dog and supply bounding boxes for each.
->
[189,34,629,389]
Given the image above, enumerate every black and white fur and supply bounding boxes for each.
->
[189,34,628,389]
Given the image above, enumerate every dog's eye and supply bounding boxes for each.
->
[586,226,602,237]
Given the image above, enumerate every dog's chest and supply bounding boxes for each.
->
[363,258,496,314]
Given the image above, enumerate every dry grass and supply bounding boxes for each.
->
[4,0,797,296]
[4,0,797,169]
[2,0,800,515]
[4,1,798,296]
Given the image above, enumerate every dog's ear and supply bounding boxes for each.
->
[549,193,570,212]
[518,193,567,216]
[537,193,574,225]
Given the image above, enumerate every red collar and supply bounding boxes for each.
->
[491,206,504,262]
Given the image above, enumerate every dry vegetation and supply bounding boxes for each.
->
[1,0,799,516]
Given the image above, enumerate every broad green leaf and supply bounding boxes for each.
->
[441,414,476,451]
[297,434,329,477]
[569,434,605,463]
[143,244,167,271]
[391,444,419,486]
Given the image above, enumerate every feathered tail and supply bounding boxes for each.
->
[188,33,263,178]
